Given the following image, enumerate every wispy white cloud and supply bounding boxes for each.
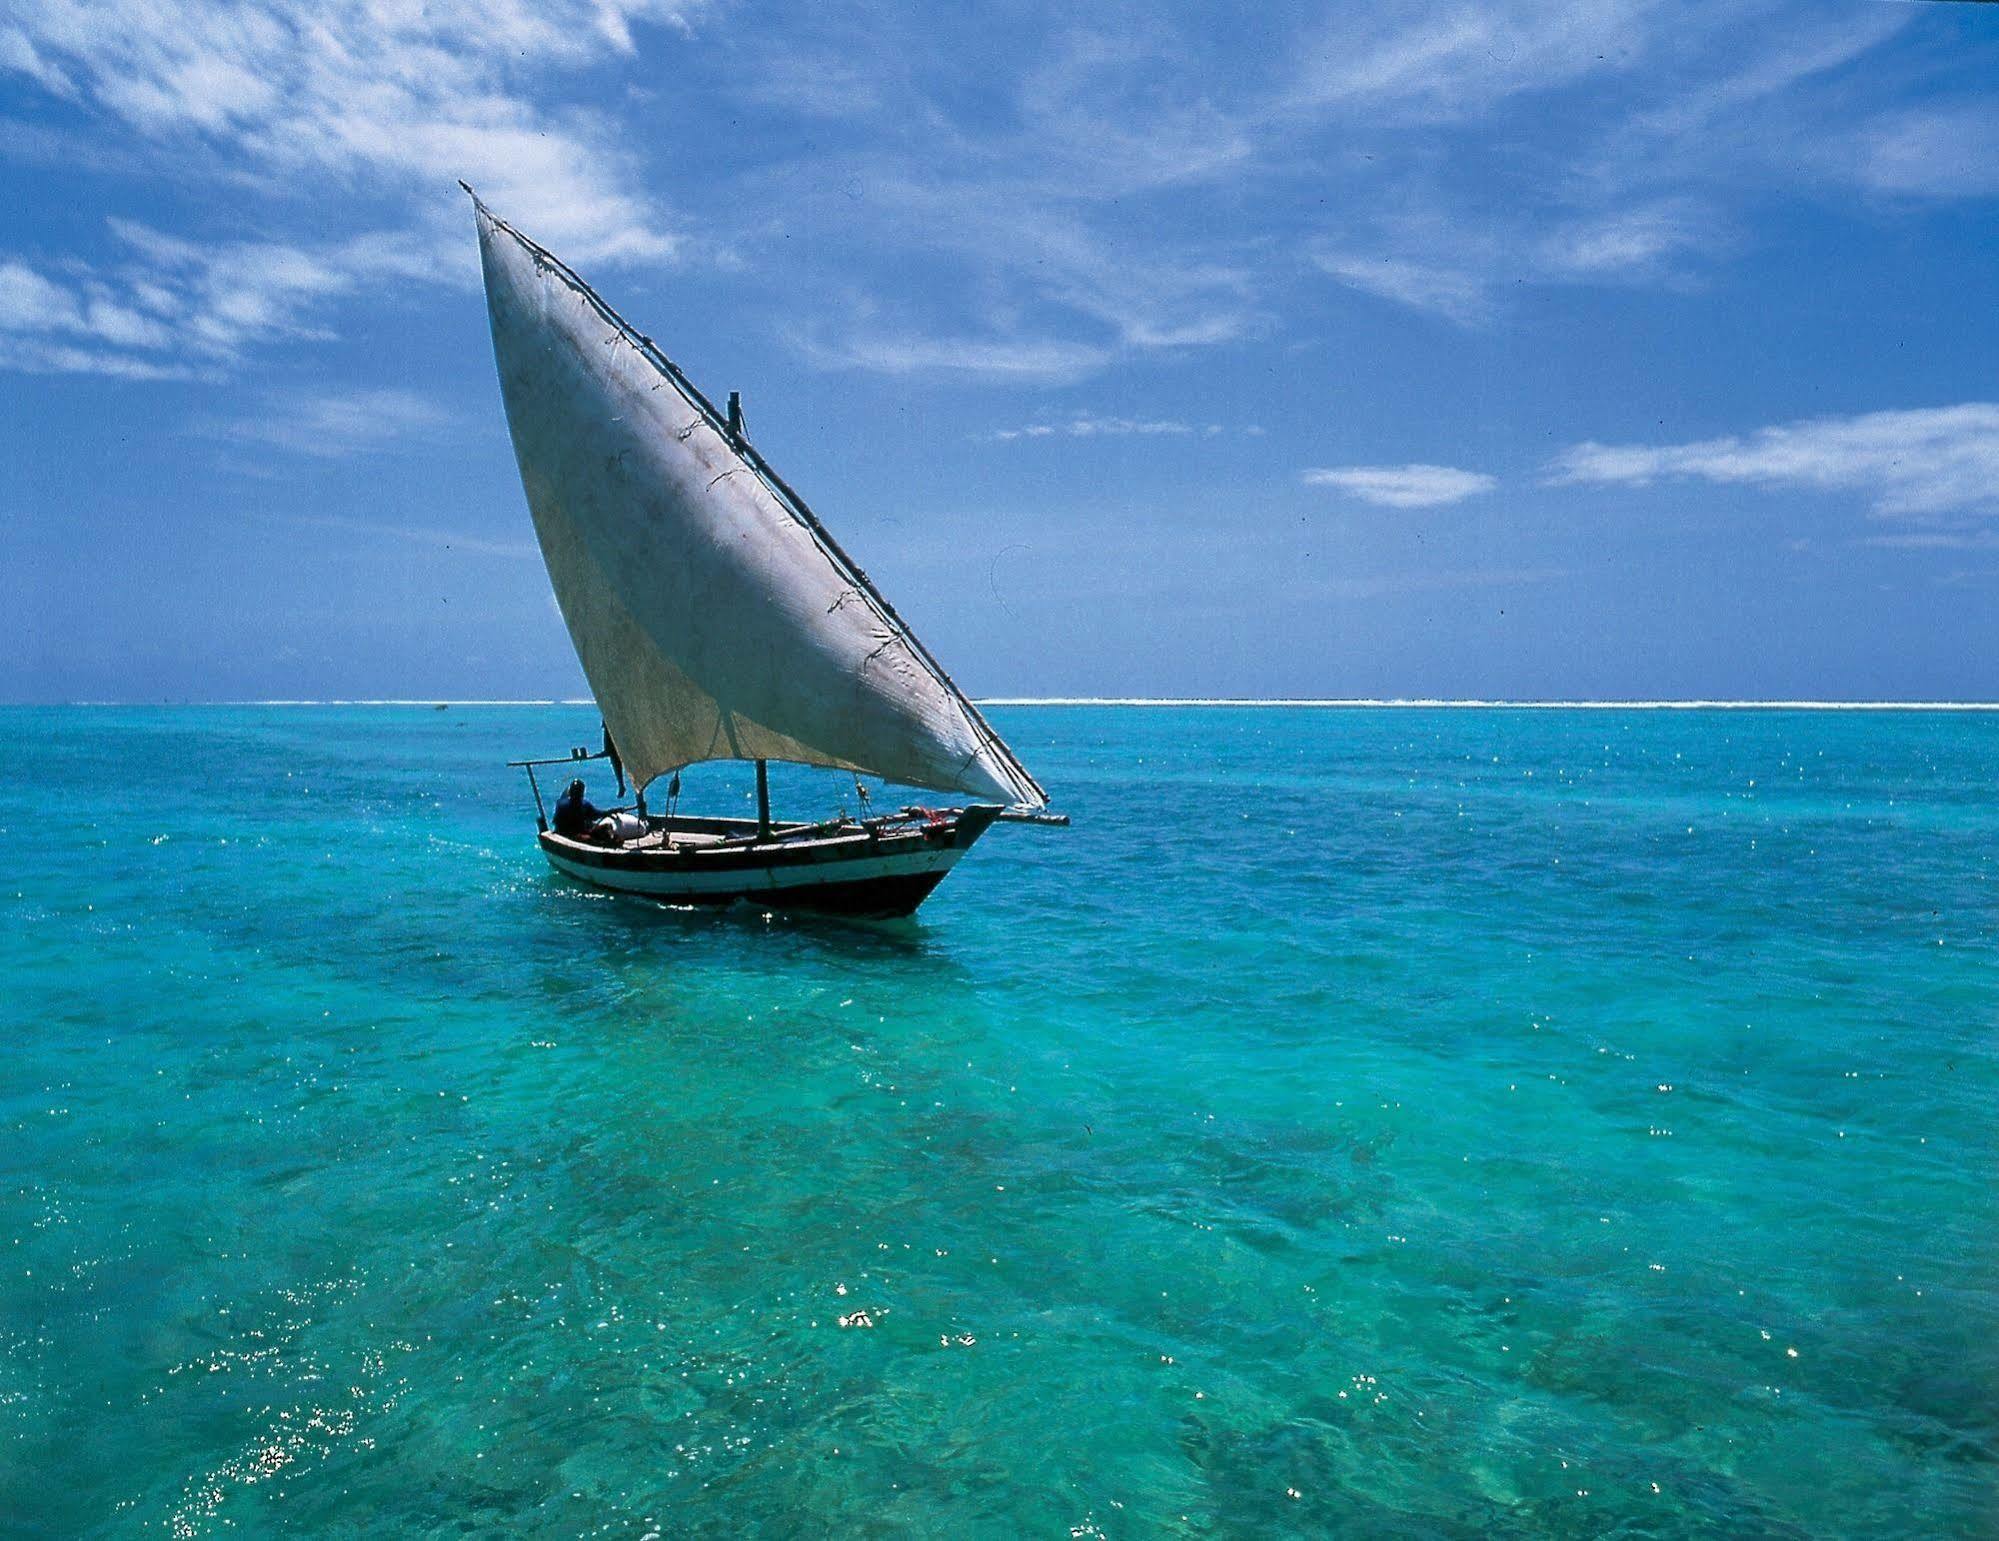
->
[1304,464,1498,508]
[1536,199,1715,278]
[1,0,702,262]
[736,19,1270,382]
[1293,4,1935,326]
[1281,0,1649,123]
[0,255,208,378]
[1013,31,1258,194]
[742,52,885,120]
[0,339,207,382]
[1315,193,1726,326]
[1,0,1984,392]
[204,387,452,458]
[1859,530,1999,553]
[0,0,707,378]
[1854,103,1999,199]
[988,412,1263,443]
[0,25,78,99]
[733,6,1715,363]
[1931,566,1999,589]
[272,510,537,558]
[1548,403,1999,518]
[777,167,1258,378]
[113,219,441,348]
[1312,252,1493,325]
[793,326,1114,385]
[1620,11,1905,148]
[0,220,447,378]
[0,258,139,339]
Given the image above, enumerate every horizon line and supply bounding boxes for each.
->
[13,697,1999,711]
[977,697,1999,710]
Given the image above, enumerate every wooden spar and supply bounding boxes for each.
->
[505,750,614,769]
[524,763,548,832]
[755,758,772,840]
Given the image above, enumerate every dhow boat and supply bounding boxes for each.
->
[467,189,1063,917]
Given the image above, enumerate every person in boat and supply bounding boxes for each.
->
[552,778,600,838]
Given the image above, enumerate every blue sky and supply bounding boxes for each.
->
[3,0,1997,702]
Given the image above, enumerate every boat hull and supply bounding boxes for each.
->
[536,805,1000,918]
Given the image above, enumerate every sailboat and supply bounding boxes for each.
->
[467,188,1064,917]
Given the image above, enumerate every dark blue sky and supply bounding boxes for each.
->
[4,1,1998,702]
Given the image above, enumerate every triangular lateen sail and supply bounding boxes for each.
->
[470,194,1046,809]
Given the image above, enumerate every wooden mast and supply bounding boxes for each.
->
[755,759,772,840]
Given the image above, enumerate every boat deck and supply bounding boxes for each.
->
[533,805,1005,917]
[549,811,906,858]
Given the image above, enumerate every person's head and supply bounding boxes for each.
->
[568,779,586,799]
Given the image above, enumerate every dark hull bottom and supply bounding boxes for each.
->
[559,865,951,919]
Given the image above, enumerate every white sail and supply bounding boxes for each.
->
[471,197,1045,808]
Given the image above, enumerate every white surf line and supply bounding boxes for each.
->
[973,698,1999,710]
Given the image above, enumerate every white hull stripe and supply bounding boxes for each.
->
[542,843,963,897]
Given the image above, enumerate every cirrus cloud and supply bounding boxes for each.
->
[201,387,453,459]
[1303,463,1498,508]
[0,0,706,380]
[1547,403,1999,518]
[0,0,703,263]
[988,412,1265,443]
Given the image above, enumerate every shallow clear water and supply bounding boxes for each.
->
[2,705,1994,1537]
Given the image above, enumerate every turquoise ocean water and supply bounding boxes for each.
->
[2,705,1994,1537]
